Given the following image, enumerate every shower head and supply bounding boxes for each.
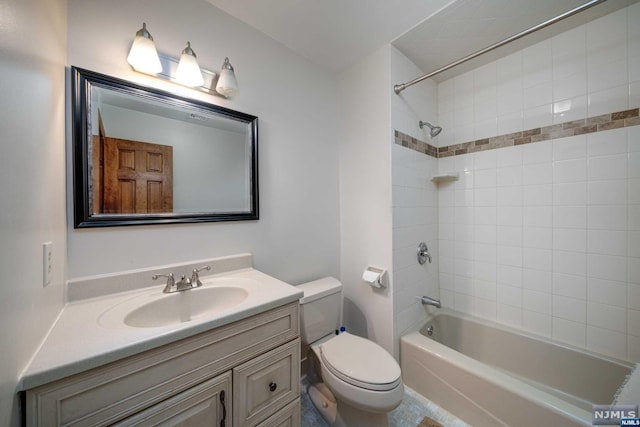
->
[419,121,442,138]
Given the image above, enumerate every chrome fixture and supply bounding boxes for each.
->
[421,296,441,308]
[152,269,206,294]
[426,325,434,336]
[417,242,432,264]
[190,265,211,287]
[126,22,239,98]
[419,121,442,138]
[394,0,607,94]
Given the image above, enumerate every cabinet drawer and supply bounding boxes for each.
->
[26,302,298,427]
[256,398,300,427]
[233,339,300,427]
[113,371,231,427]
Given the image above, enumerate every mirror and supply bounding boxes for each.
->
[71,67,258,228]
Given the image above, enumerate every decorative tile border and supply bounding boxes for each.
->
[395,108,640,159]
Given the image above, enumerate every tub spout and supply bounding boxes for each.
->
[421,296,441,308]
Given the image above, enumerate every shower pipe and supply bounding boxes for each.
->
[393,0,608,94]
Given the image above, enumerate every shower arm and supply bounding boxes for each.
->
[393,0,607,95]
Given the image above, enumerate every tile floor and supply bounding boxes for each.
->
[300,379,470,427]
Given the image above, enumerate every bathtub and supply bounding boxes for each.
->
[400,310,632,427]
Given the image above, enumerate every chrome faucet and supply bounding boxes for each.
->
[152,265,212,294]
[190,265,211,287]
[420,296,441,308]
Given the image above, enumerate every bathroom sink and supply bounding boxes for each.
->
[124,286,249,328]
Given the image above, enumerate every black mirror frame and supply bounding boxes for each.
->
[71,66,259,228]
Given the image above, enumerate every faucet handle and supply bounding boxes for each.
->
[191,265,211,287]
[152,273,176,293]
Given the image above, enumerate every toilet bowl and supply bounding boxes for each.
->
[298,277,403,427]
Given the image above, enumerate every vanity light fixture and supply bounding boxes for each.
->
[126,23,162,74]
[215,57,239,97]
[175,42,204,87]
[126,23,239,98]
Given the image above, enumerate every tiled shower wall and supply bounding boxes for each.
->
[391,46,440,357]
[434,4,640,362]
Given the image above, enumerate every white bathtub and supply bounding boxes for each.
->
[400,310,632,427]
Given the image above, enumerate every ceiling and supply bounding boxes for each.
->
[206,0,636,82]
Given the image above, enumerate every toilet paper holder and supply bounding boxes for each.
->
[362,266,387,288]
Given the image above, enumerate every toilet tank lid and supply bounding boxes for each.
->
[297,277,342,304]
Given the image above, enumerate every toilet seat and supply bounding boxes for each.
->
[319,332,401,392]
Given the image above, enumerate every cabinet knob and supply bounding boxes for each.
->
[269,382,277,392]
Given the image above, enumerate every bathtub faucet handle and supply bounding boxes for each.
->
[417,242,432,264]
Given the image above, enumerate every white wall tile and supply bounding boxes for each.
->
[553,96,587,124]
[553,250,587,276]
[553,135,587,160]
[523,163,553,185]
[433,7,638,362]
[497,264,522,287]
[587,302,627,333]
[588,154,627,181]
[554,228,587,252]
[588,277,627,308]
[553,317,586,348]
[523,289,552,314]
[587,325,627,359]
[553,295,586,323]
[587,128,627,156]
[587,253,627,282]
[497,186,523,206]
[522,141,553,164]
[523,226,552,249]
[553,273,587,299]
[523,268,552,293]
[554,182,587,205]
[588,85,629,116]
[524,184,553,205]
[587,229,627,256]
[554,72,587,102]
[588,205,627,230]
[523,247,552,272]
[588,181,627,205]
[523,310,552,337]
[554,158,587,183]
[554,205,587,229]
[524,206,553,227]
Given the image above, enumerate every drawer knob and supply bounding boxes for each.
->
[269,382,277,392]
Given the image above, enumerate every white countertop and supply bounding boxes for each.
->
[20,268,302,390]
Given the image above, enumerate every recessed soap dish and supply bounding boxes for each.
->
[431,173,459,183]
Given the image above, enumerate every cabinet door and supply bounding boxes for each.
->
[114,372,231,427]
[233,339,300,427]
[255,399,300,427]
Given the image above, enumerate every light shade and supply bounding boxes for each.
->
[215,57,239,97]
[175,42,204,87]
[127,23,162,74]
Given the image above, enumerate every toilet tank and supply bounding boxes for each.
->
[298,277,342,345]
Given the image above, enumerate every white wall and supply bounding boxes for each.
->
[338,45,394,354]
[0,0,67,424]
[436,4,640,362]
[67,0,341,285]
[390,47,440,356]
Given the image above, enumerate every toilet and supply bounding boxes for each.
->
[298,277,404,427]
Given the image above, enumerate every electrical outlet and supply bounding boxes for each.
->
[43,242,53,287]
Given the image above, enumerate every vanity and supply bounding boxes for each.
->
[20,254,303,427]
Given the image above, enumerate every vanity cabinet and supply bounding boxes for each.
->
[25,302,300,427]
